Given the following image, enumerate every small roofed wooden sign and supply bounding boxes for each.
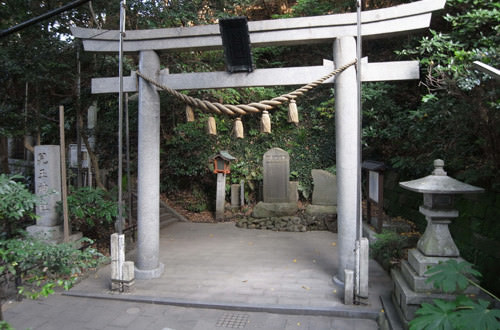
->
[211,151,236,174]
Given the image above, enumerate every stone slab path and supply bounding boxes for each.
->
[4,221,391,329]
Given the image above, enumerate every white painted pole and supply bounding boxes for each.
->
[333,37,359,284]
[117,0,126,235]
[135,50,164,279]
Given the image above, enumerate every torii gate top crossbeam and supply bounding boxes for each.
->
[71,0,445,53]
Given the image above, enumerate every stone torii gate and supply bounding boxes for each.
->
[72,0,445,282]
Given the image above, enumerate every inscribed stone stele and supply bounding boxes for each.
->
[263,148,289,203]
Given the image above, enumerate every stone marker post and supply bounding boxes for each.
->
[230,183,240,209]
[27,145,63,242]
[216,173,226,220]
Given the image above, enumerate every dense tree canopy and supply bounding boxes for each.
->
[0,0,498,194]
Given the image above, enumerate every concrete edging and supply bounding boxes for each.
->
[63,290,380,320]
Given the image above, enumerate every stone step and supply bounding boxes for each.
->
[380,295,403,330]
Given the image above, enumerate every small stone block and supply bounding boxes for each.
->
[359,238,369,298]
[344,269,354,305]
[288,181,299,203]
[122,261,135,282]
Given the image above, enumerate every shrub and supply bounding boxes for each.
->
[370,230,407,270]
[60,187,118,241]
[0,235,106,300]
[0,174,38,238]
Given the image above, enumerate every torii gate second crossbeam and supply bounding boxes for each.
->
[71,0,445,295]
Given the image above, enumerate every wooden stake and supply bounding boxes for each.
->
[59,105,70,242]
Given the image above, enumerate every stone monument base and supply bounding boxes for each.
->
[305,204,337,216]
[27,225,82,246]
[252,202,298,218]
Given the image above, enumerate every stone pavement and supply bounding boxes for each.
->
[4,221,391,329]
[4,293,377,329]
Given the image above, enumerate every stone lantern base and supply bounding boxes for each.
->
[391,249,478,328]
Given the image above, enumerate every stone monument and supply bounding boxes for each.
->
[306,169,337,216]
[27,145,82,243]
[252,148,298,218]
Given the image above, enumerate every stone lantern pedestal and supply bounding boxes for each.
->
[391,160,483,327]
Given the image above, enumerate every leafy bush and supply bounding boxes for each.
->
[370,230,407,270]
[0,174,38,238]
[410,260,500,330]
[0,236,106,299]
[59,187,118,241]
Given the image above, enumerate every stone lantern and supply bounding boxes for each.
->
[391,159,484,326]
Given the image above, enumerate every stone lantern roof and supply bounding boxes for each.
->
[399,159,484,194]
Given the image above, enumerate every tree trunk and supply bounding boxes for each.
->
[0,136,9,174]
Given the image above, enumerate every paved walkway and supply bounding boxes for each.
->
[4,219,391,329]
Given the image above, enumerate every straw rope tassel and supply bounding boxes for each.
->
[207,116,217,135]
[261,111,271,133]
[234,118,244,139]
[288,99,299,125]
[186,105,195,122]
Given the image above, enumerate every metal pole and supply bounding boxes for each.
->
[59,106,70,242]
[117,0,126,235]
[76,47,82,188]
[125,93,132,225]
[355,0,363,300]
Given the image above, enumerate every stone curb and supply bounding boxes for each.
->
[63,290,380,320]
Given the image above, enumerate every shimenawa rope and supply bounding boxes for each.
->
[135,59,357,117]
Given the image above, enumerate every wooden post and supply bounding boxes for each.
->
[59,105,70,242]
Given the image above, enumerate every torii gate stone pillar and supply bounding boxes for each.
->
[135,50,164,278]
[334,37,358,282]
[71,0,445,283]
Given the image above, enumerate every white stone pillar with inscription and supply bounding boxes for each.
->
[27,145,63,241]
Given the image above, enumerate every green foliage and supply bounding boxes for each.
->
[0,236,106,299]
[184,187,210,213]
[425,259,481,293]
[0,174,38,238]
[370,230,407,270]
[0,321,14,330]
[384,0,500,187]
[410,260,500,330]
[59,187,118,241]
